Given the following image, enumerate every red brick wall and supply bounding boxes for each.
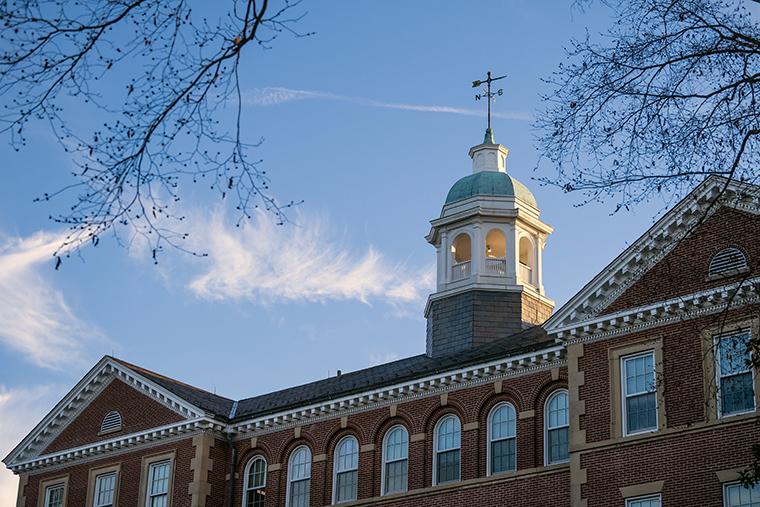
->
[580,307,755,445]
[581,422,759,507]
[231,367,568,506]
[44,379,185,454]
[24,438,195,507]
[604,207,760,314]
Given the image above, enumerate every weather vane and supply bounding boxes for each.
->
[472,71,506,132]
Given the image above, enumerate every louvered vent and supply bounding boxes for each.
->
[708,248,748,277]
[100,411,122,434]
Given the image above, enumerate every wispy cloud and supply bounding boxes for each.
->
[0,231,104,370]
[243,87,532,121]
[0,384,65,504]
[188,209,434,310]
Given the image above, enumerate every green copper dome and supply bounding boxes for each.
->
[445,171,537,207]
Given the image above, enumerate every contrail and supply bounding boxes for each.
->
[243,87,532,121]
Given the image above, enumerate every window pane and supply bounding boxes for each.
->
[384,459,408,495]
[627,495,661,507]
[625,355,655,395]
[547,427,569,464]
[45,485,65,507]
[289,479,310,507]
[384,427,408,462]
[150,497,168,507]
[721,371,755,415]
[247,457,266,489]
[490,404,516,440]
[336,437,358,472]
[149,462,170,495]
[290,447,312,481]
[548,392,568,429]
[436,416,460,451]
[335,470,358,503]
[719,331,752,376]
[626,391,657,433]
[491,437,516,474]
[725,483,760,507]
[436,449,460,484]
[95,473,116,507]
[246,487,265,507]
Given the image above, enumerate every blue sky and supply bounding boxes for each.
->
[0,1,675,501]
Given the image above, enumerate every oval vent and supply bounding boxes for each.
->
[100,410,123,434]
[708,247,748,277]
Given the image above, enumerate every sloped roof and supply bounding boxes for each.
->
[109,357,235,417]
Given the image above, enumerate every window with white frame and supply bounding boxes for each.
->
[93,472,116,507]
[716,329,755,417]
[243,456,266,507]
[287,446,311,507]
[146,460,171,507]
[725,482,760,506]
[625,493,661,507]
[382,425,408,495]
[545,390,569,464]
[333,436,359,504]
[433,415,461,485]
[44,484,65,507]
[488,402,517,475]
[622,351,658,435]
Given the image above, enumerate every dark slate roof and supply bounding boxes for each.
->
[232,326,551,422]
[112,326,553,423]
[110,357,235,417]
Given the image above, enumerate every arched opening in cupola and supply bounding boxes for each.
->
[451,233,472,281]
[485,229,506,275]
[519,236,534,285]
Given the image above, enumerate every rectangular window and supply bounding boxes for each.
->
[491,437,516,473]
[725,482,760,506]
[147,461,171,507]
[717,329,755,417]
[44,484,65,507]
[626,494,661,507]
[94,472,116,507]
[289,479,310,507]
[436,449,460,484]
[384,459,408,495]
[622,351,658,435]
[335,470,357,503]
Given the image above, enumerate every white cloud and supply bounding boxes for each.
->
[0,384,65,506]
[188,210,434,310]
[368,352,402,367]
[0,231,104,370]
[243,87,532,121]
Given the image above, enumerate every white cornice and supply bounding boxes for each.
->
[550,276,760,345]
[546,176,760,331]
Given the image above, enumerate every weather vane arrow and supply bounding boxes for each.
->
[472,71,506,133]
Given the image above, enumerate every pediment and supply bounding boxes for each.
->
[546,177,760,331]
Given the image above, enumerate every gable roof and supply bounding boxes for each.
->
[545,176,760,332]
[3,356,215,468]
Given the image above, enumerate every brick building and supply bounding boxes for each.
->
[5,131,760,507]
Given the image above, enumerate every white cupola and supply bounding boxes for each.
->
[424,129,555,357]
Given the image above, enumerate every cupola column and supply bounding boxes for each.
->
[438,230,449,290]
[473,223,484,278]
[536,235,545,294]
[506,222,518,284]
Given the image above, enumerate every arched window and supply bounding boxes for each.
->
[451,233,472,281]
[545,390,569,465]
[333,436,359,504]
[488,403,517,475]
[242,456,266,507]
[382,425,408,495]
[287,446,311,507]
[485,229,507,275]
[518,236,534,285]
[99,411,122,434]
[709,247,748,277]
[433,415,461,485]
